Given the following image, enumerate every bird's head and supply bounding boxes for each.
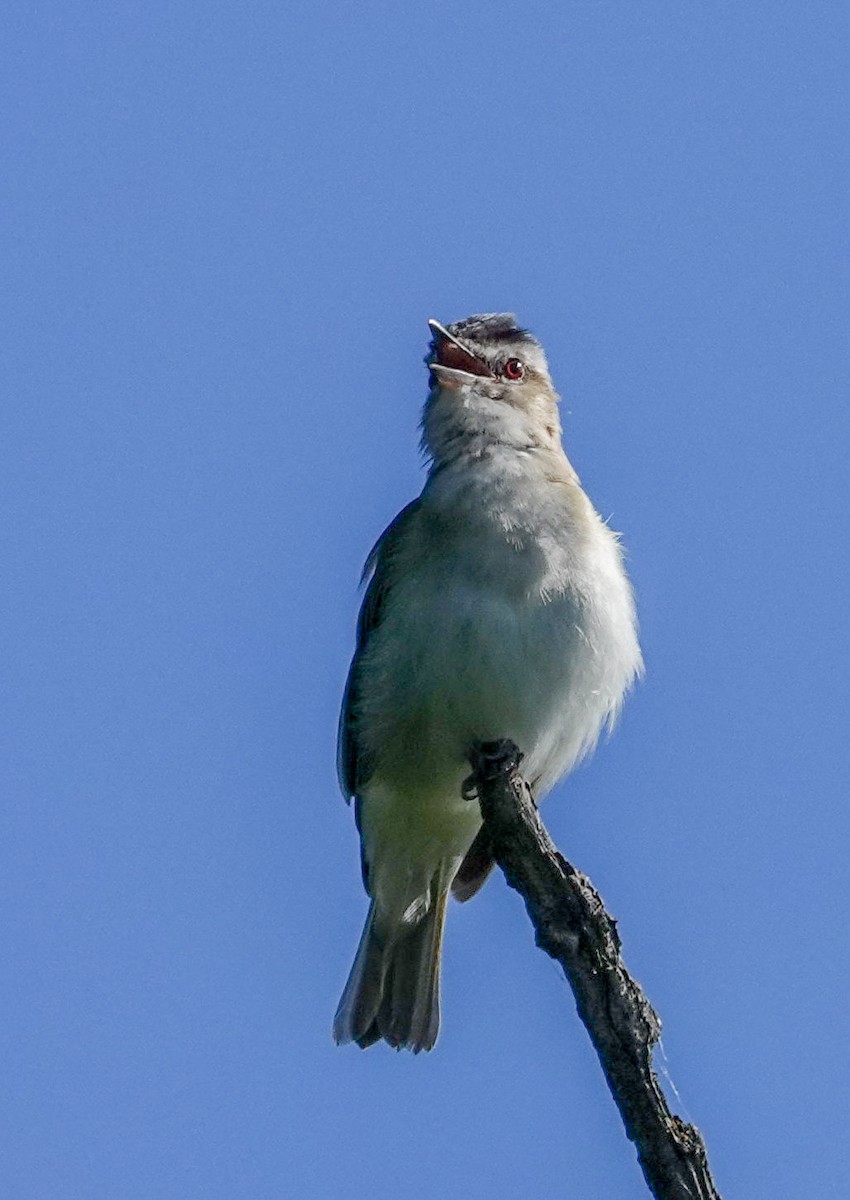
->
[422,314,562,464]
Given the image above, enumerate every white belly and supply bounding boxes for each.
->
[355,464,642,914]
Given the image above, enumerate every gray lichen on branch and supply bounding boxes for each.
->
[466,740,722,1200]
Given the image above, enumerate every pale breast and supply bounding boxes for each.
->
[357,454,640,797]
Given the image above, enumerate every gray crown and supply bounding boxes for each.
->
[446,313,537,347]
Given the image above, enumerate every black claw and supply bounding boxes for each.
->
[470,739,524,779]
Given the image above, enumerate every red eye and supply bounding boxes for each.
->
[503,358,524,381]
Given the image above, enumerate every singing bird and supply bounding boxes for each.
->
[334,314,642,1052]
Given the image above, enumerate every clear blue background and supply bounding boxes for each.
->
[2,3,848,1197]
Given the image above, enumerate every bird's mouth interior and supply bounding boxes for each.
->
[429,325,493,379]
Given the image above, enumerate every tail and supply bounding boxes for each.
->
[333,888,448,1053]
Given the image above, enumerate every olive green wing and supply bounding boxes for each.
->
[337,500,422,803]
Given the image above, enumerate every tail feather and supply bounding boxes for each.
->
[333,899,386,1046]
[334,889,448,1053]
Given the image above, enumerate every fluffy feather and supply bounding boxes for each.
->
[335,315,642,1051]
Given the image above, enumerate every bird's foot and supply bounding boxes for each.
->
[462,740,525,801]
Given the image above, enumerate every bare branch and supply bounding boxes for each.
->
[467,740,723,1200]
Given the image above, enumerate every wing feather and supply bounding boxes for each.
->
[337,500,421,803]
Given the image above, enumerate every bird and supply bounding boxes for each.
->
[333,313,642,1053]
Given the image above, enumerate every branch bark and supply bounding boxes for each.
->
[466,740,722,1200]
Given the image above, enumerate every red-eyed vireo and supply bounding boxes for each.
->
[334,315,642,1052]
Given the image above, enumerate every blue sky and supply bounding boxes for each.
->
[2,2,848,1197]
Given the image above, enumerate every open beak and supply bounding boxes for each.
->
[427,319,494,380]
